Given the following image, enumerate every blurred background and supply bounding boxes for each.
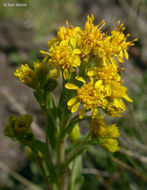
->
[0,0,147,189]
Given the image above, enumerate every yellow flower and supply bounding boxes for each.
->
[103,82,132,117]
[110,81,132,102]
[77,14,105,56]
[65,77,108,118]
[87,63,121,83]
[41,39,81,80]
[104,99,126,117]
[111,21,137,61]
[14,64,36,87]
[100,138,120,152]
[93,21,137,65]
[90,115,106,137]
[106,124,120,138]
[90,115,120,152]
[93,36,118,65]
[57,21,81,41]
[90,115,120,138]
[87,63,132,117]
[48,69,58,78]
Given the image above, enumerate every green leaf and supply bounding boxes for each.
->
[58,78,72,128]
[69,156,84,190]
[45,110,57,150]
[33,90,45,108]
[46,92,57,119]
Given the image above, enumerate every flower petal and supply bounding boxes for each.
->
[75,76,86,84]
[110,57,117,68]
[71,102,80,113]
[87,70,95,77]
[40,50,50,55]
[124,50,129,60]
[124,94,133,102]
[67,97,77,106]
[95,80,102,89]
[63,69,69,80]
[65,83,79,90]
[73,49,81,55]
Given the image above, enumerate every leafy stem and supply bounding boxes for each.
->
[33,150,53,190]
[64,134,91,169]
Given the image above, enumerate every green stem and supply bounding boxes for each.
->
[67,160,76,190]
[62,115,91,139]
[46,107,58,133]
[35,153,53,190]
[66,134,90,167]
[45,111,58,183]
[46,128,57,179]
[57,137,66,190]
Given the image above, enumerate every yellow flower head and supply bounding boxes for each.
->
[87,63,121,84]
[106,124,120,139]
[42,39,81,79]
[111,21,137,60]
[100,138,120,152]
[104,99,126,117]
[57,21,81,41]
[14,64,36,87]
[78,15,105,55]
[90,115,120,152]
[110,81,132,102]
[90,114,106,137]
[93,21,137,65]
[87,63,132,117]
[90,115,120,138]
[65,77,108,119]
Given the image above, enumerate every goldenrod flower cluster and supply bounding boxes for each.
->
[14,14,137,152]
[62,15,136,119]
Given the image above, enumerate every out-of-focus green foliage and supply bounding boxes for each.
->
[0,0,79,39]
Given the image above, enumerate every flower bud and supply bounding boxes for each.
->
[4,114,34,146]
[69,123,80,143]
[15,114,32,133]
